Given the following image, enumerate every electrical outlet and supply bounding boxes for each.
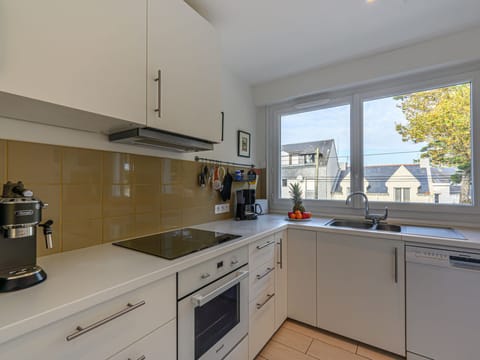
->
[215,203,230,214]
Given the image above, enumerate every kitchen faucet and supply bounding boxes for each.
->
[345,192,388,226]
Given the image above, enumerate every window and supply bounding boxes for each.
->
[394,188,410,202]
[364,83,472,205]
[280,104,350,201]
[268,66,479,223]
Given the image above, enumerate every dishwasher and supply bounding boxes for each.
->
[406,245,480,360]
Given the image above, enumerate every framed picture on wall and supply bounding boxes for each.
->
[237,130,251,158]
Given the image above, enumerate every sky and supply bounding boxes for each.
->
[281,98,425,167]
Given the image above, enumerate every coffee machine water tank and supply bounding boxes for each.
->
[0,181,54,292]
[235,189,258,221]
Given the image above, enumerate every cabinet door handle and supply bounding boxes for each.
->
[128,356,146,360]
[256,293,275,310]
[256,240,275,250]
[256,267,274,280]
[221,112,225,141]
[66,300,146,341]
[394,247,398,283]
[154,70,161,117]
[277,238,283,269]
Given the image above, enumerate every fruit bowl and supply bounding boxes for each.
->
[285,217,312,222]
[287,211,312,221]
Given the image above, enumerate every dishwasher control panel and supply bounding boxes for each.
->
[406,245,480,268]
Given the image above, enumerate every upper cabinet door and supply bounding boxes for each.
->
[147,0,222,143]
[0,0,147,125]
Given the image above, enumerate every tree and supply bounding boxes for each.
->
[395,83,471,203]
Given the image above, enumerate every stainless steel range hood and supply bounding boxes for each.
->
[109,128,214,152]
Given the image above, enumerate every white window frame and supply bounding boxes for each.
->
[267,63,480,226]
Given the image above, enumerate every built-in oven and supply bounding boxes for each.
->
[177,247,249,360]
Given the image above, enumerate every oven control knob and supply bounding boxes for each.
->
[201,273,211,280]
[231,258,239,267]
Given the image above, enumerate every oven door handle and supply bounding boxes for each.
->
[191,270,249,307]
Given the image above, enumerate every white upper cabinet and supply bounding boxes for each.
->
[147,0,223,143]
[0,0,147,127]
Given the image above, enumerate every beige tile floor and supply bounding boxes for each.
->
[256,320,404,360]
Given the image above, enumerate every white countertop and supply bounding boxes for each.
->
[2,214,480,345]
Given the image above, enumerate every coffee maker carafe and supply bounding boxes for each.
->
[0,181,54,292]
[235,189,258,221]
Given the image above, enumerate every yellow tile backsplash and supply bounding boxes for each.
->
[7,141,61,184]
[0,139,264,254]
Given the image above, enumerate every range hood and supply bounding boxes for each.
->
[109,127,214,152]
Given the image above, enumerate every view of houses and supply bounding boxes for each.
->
[281,139,461,204]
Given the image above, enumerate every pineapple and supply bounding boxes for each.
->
[289,183,305,213]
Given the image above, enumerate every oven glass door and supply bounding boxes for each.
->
[195,283,240,359]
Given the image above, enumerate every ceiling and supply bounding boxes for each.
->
[185,0,480,85]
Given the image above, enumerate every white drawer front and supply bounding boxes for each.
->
[107,319,176,360]
[248,283,275,360]
[249,257,275,301]
[249,236,275,270]
[0,275,176,360]
[224,336,248,360]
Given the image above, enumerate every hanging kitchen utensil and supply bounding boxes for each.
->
[220,170,233,201]
[198,165,206,187]
[213,166,226,191]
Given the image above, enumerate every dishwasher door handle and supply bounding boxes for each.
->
[450,256,480,271]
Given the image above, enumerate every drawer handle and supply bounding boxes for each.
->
[128,356,146,360]
[66,300,146,341]
[256,293,275,310]
[256,240,275,250]
[256,267,274,280]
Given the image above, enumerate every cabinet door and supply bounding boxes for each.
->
[316,232,405,356]
[274,231,288,330]
[107,319,176,360]
[287,229,316,326]
[0,0,146,125]
[147,0,222,142]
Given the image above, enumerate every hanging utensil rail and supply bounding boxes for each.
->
[194,156,254,168]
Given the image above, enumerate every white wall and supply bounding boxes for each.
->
[0,66,257,165]
[252,26,480,106]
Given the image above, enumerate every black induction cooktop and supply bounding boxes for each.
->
[113,228,242,260]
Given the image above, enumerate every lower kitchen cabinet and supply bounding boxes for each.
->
[248,231,285,360]
[249,283,276,360]
[316,232,405,356]
[107,319,176,360]
[274,230,288,330]
[287,229,317,326]
[0,275,176,360]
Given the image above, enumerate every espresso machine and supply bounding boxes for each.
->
[0,181,53,292]
[235,189,258,220]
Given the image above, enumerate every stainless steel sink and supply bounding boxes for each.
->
[374,223,401,232]
[327,219,374,230]
[326,219,401,233]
